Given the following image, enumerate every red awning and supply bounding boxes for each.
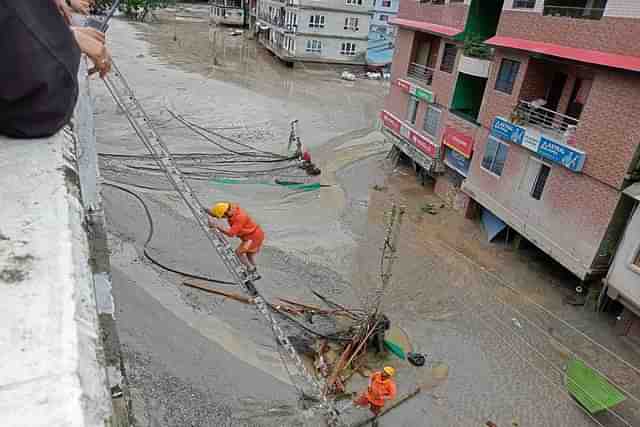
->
[390,18,462,37]
[486,36,640,73]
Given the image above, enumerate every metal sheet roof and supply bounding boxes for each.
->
[624,182,640,201]
[486,36,640,73]
[389,18,462,37]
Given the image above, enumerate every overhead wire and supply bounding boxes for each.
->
[406,222,640,414]
[473,303,632,427]
[467,307,609,427]
[102,181,236,285]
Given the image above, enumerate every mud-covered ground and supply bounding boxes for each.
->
[96,8,640,427]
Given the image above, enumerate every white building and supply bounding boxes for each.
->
[256,0,372,64]
[211,0,246,26]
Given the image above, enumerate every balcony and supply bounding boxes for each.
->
[407,63,434,86]
[543,4,606,20]
[511,100,579,142]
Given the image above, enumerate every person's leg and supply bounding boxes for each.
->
[235,242,252,268]
[246,251,257,269]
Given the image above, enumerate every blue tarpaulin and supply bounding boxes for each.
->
[481,207,507,242]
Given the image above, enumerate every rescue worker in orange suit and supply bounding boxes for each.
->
[354,366,397,423]
[208,202,265,280]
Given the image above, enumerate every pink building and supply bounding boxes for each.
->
[382,0,640,294]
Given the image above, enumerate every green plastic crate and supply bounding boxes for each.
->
[566,358,626,414]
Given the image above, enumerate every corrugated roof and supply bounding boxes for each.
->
[389,18,462,37]
[486,36,640,73]
[623,182,640,201]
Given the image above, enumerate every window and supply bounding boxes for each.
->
[513,0,535,8]
[382,0,392,6]
[344,17,359,31]
[340,42,357,56]
[309,15,325,28]
[346,0,363,5]
[407,96,419,125]
[380,14,389,22]
[449,0,465,2]
[530,162,550,200]
[305,39,322,53]
[495,59,520,94]
[440,43,457,73]
[481,136,509,176]
[423,105,441,137]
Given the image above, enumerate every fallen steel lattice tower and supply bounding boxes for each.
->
[102,61,343,426]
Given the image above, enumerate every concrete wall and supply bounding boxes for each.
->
[0,61,125,427]
[496,9,640,57]
[605,0,640,18]
[607,203,640,311]
[397,0,468,29]
[0,134,112,426]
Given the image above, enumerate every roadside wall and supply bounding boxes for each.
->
[0,61,125,426]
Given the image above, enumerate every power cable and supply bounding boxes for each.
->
[475,304,632,426]
[102,181,236,286]
[468,307,609,427]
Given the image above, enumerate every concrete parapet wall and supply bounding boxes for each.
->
[0,60,118,426]
[0,130,112,426]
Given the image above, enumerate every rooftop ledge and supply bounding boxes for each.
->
[0,121,111,424]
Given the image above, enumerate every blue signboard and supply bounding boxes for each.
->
[491,117,586,173]
[491,117,525,146]
[538,136,586,172]
[445,147,471,176]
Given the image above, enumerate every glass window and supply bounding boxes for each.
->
[305,39,322,53]
[340,42,357,56]
[440,43,457,73]
[530,163,551,200]
[513,0,535,8]
[495,59,520,94]
[380,15,389,22]
[423,105,441,137]
[344,17,359,30]
[382,0,392,6]
[481,136,509,176]
[309,15,325,28]
[407,96,419,125]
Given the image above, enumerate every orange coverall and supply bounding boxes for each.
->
[222,205,265,254]
[355,372,397,415]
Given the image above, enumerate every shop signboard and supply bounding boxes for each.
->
[443,126,474,158]
[444,147,471,177]
[491,116,525,145]
[538,136,586,173]
[380,110,401,134]
[491,117,586,172]
[396,79,435,103]
[380,110,439,161]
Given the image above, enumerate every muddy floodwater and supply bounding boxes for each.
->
[96,9,640,427]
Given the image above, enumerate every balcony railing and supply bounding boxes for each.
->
[543,5,605,20]
[512,100,579,136]
[407,63,434,86]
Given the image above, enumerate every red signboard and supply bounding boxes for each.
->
[442,126,474,158]
[396,79,411,92]
[408,129,437,158]
[380,110,402,134]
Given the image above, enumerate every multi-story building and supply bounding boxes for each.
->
[366,0,398,68]
[382,0,640,297]
[255,0,372,64]
[211,0,247,26]
[369,0,398,39]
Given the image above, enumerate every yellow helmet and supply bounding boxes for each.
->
[383,366,395,377]
[210,202,230,218]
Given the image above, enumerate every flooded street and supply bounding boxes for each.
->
[96,10,640,427]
